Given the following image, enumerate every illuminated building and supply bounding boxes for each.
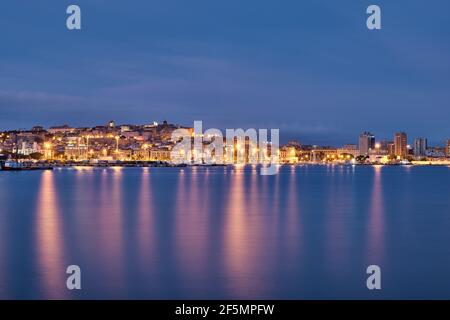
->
[359,132,375,156]
[446,140,450,157]
[394,132,408,159]
[413,138,428,158]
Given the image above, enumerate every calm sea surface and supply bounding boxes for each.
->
[1,165,450,299]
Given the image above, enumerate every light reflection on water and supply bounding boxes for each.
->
[35,171,67,299]
[175,165,209,291]
[367,165,385,264]
[1,165,450,299]
[137,168,155,273]
[0,175,9,297]
[224,166,262,297]
[97,167,125,293]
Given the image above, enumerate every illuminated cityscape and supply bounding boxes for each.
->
[1,121,450,167]
[2,0,450,304]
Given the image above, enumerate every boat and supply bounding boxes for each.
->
[1,161,53,171]
[400,160,412,165]
[0,135,53,171]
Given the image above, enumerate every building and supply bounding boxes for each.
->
[149,148,171,161]
[64,137,87,159]
[48,125,75,134]
[343,144,357,150]
[337,144,359,158]
[280,146,298,164]
[18,141,40,155]
[144,121,159,129]
[446,140,450,157]
[394,132,408,159]
[286,140,301,148]
[120,125,131,132]
[426,147,445,158]
[369,144,388,156]
[121,131,140,139]
[413,138,428,158]
[359,132,375,156]
[387,142,395,157]
[31,126,45,133]
[377,140,390,152]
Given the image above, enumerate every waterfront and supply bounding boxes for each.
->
[1,165,450,299]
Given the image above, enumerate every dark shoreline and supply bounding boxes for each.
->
[2,162,450,171]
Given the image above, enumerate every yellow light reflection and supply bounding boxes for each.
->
[285,166,301,257]
[137,168,156,269]
[367,165,385,263]
[97,168,125,291]
[223,169,265,297]
[175,167,208,283]
[36,171,67,299]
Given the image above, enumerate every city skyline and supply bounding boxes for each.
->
[1,120,450,149]
[3,1,450,303]
[1,1,450,145]
[2,120,450,167]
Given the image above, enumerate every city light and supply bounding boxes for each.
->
[0,122,449,165]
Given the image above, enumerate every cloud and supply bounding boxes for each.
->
[0,90,127,129]
[0,90,85,108]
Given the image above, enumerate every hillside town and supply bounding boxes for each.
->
[1,121,450,168]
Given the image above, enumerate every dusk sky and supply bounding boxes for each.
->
[0,0,449,145]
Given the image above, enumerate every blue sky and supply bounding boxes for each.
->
[0,0,449,145]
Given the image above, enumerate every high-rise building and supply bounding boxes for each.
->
[446,140,450,157]
[394,132,408,159]
[388,142,395,157]
[413,138,428,158]
[359,132,375,156]
[378,140,390,151]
